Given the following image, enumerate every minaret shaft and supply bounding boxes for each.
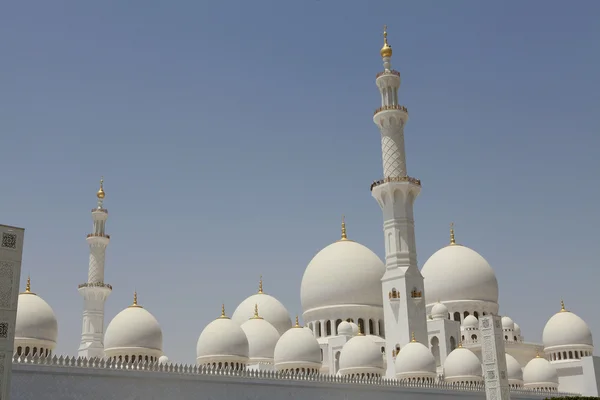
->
[371,27,429,378]
[78,179,112,359]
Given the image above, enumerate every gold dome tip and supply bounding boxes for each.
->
[97,177,105,199]
[411,332,416,342]
[258,275,263,294]
[220,303,228,319]
[295,316,300,328]
[340,215,348,240]
[380,25,392,58]
[457,341,463,348]
[22,275,35,295]
[252,303,263,320]
[130,291,142,308]
[560,299,567,312]
[450,222,456,245]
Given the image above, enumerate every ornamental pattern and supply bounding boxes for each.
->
[88,247,106,283]
[0,262,14,309]
[381,136,406,178]
[0,233,16,250]
[0,322,7,339]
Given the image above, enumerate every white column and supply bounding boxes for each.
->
[480,314,511,400]
[0,224,25,400]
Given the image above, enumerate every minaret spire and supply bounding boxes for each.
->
[341,216,348,240]
[371,26,428,378]
[78,177,112,359]
[450,223,456,245]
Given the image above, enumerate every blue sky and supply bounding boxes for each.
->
[1,1,599,364]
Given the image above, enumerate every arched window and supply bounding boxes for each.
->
[379,320,384,337]
[25,347,30,356]
[453,312,461,322]
[471,334,477,340]
[326,320,332,336]
[430,336,441,367]
[316,321,322,337]
[369,319,375,334]
[358,318,365,334]
[464,311,470,318]
[334,351,341,373]
[16,347,22,356]
[450,336,456,351]
[335,319,342,334]
[473,311,479,319]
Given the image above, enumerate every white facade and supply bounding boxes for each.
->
[5,27,600,400]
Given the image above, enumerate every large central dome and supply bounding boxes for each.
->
[301,222,385,313]
[421,241,498,305]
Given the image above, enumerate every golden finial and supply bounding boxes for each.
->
[258,275,263,294]
[220,303,228,319]
[450,223,456,245]
[252,303,263,319]
[560,299,567,312]
[295,316,300,328]
[341,215,348,240]
[130,291,142,308]
[457,340,463,348]
[411,332,416,342]
[22,275,35,295]
[357,324,364,336]
[380,25,392,58]
[97,176,105,199]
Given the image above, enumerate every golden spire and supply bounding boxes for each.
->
[411,332,416,342]
[560,299,567,312]
[252,303,263,320]
[21,275,35,295]
[535,350,541,358]
[130,291,142,308]
[341,215,348,240]
[380,25,392,58]
[450,222,456,245]
[258,275,263,294]
[220,303,228,319]
[295,316,301,328]
[97,176,105,199]
[457,340,463,348]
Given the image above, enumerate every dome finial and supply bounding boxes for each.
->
[130,290,142,308]
[380,25,392,58]
[341,215,348,240]
[22,275,35,295]
[411,332,416,342]
[457,340,463,348]
[357,323,364,336]
[295,315,300,328]
[560,299,567,312]
[220,303,228,319]
[450,222,456,245]
[258,275,263,294]
[97,176,105,199]
[252,303,263,319]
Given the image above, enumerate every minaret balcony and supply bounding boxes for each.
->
[91,208,108,214]
[370,176,421,191]
[78,282,113,290]
[374,104,408,116]
[87,233,110,239]
[376,70,400,79]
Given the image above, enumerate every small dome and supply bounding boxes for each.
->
[338,334,384,376]
[348,322,359,336]
[337,321,353,336]
[444,346,482,382]
[196,307,249,364]
[523,356,558,388]
[463,315,479,330]
[542,302,593,350]
[513,323,522,337]
[502,316,515,330]
[301,231,385,314]
[274,320,321,372]
[15,282,58,346]
[104,295,163,357]
[395,340,436,381]
[421,243,498,304]
[240,307,280,362]
[431,302,448,320]
[158,355,169,364]
[231,280,292,335]
[506,353,523,384]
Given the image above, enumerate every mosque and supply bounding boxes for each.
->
[3,27,600,400]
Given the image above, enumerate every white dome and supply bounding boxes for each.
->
[542,304,593,350]
[104,301,163,356]
[513,323,521,337]
[15,290,58,346]
[240,313,280,362]
[301,238,385,313]
[505,353,523,384]
[421,244,498,304]
[463,315,479,330]
[196,312,249,364]
[395,340,436,380]
[274,323,322,371]
[337,321,353,336]
[444,346,482,381]
[231,287,292,335]
[523,356,558,387]
[338,334,384,376]
[431,302,448,320]
[502,316,515,330]
[158,355,169,364]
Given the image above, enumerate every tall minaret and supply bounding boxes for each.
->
[78,177,112,358]
[370,26,428,378]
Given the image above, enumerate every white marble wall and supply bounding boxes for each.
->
[0,224,25,400]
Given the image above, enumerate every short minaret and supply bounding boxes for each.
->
[78,177,112,358]
[479,314,511,400]
[370,26,428,378]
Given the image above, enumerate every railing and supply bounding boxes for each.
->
[376,70,400,79]
[91,208,108,213]
[78,282,113,290]
[374,104,408,116]
[371,176,422,191]
[87,233,110,239]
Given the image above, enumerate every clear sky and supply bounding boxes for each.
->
[1,1,599,364]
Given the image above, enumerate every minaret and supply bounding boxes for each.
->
[370,26,428,378]
[78,177,112,358]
